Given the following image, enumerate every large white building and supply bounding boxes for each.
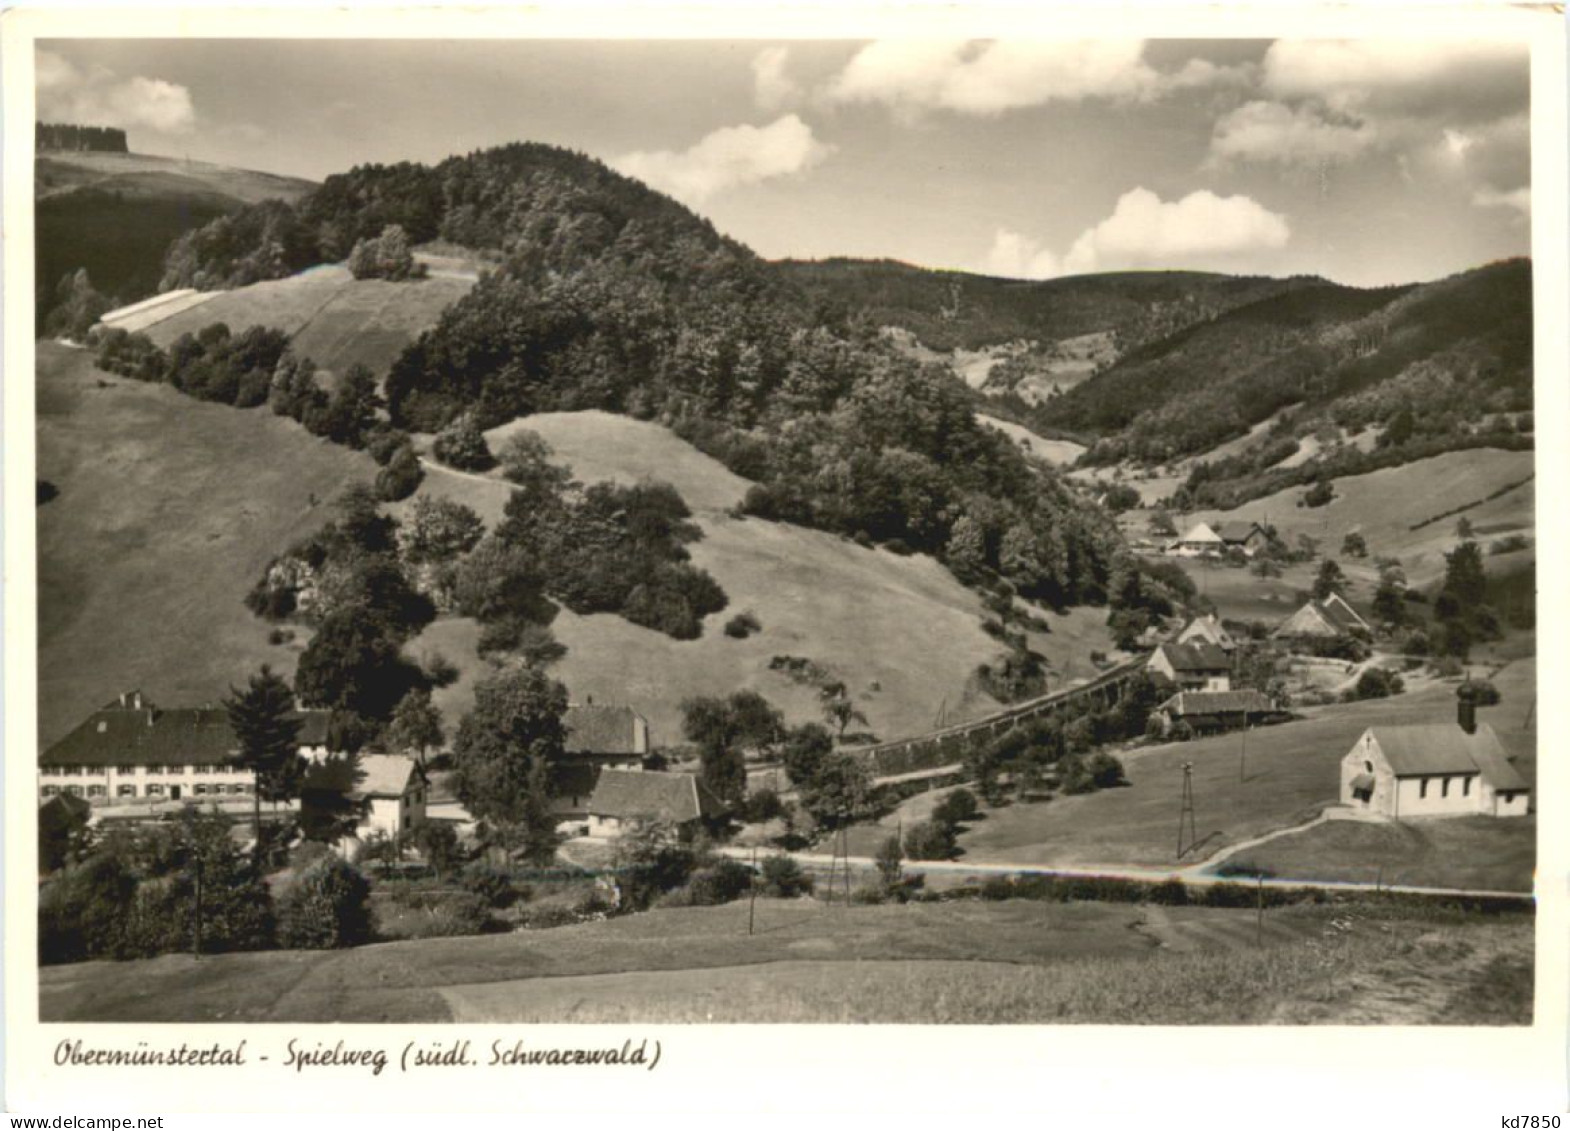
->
[38,690,332,807]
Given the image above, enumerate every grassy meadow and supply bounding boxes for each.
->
[38,894,1531,1025]
[35,342,375,743]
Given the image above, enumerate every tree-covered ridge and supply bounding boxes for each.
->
[1040,258,1532,472]
[159,143,746,292]
[37,123,128,153]
[158,140,1122,609]
[776,258,1311,354]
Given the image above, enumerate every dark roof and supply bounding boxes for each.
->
[1369,723,1528,790]
[1156,642,1231,672]
[1160,690,1276,716]
[1316,595,1368,633]
[41,693,331,768]
[588,769,722,823]
[1216,521,1265,543]
[564,705,644,756]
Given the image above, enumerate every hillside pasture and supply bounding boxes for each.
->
[36,150,315,205]
[1194,448,1535,589]
[405,410,1117,744]
[137,261,473,386]
[976,413,1087,465]
[34,342,375,744]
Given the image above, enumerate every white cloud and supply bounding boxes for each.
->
[1210,100,1378,166]
[1061,188,1291,275]
[1261,39,1528,123]
[614,114,833,204]
[823,39,1243,118]
[36,49,196,134]
[983,228,1060,280]
[1472,186,1530,217]
[979,188,1292,281]
[751,47,799,112]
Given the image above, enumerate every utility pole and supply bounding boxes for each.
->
[1176,761,1197,860]
[1238,710,1248,784]
[191,851,204,960]
[1255,873,1264,946]
[747,844,758,936]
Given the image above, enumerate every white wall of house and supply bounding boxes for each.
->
[39,764,256,804]
[1340,737,1398,814]
[361,786,426,840]
[1480,781,1531,818]
[588,813,625,839]
[1393,773,1483,817]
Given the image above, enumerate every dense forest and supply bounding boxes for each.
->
[36,122,128,153]
[159,143,1125,610]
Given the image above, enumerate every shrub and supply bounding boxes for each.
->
[387,890,495,939]
[462,862,523,909]
[431,416,495,472]
[1489,534,1529,556]
[1347,668,1405,701]
[932,787,981,827]
[375,445,424,502]
[874,835,903,888]
[683,860,755,906]
[723,610,762,639]
[1148,877,1189,906]
[742,788,785,824]
[1303,480,1335,508]
[760,853,814,898]
[1466,679,1502,706]
[276,858,374,949]
[903,819,957,861]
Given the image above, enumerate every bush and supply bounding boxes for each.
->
[276,858,374,949]
[932,787,981,827]
[375,445,424,502]
[1466,680,1502,706]
[682,860,756,906]
[431,416,495,472]
[1148,877,1189,906]
[723,610,762,639]
[1489,534,1529,556]
[760,853,814,898]
[1347,668,1405,701]
[741,788,785,824]
[462,862,524,909]
[386,890,495,939]
[903,819,957,861]
[1303,480,1335,508]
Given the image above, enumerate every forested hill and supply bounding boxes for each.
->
[776,258,1311,354]
[1041,258,1534,507]
[155,142,1126,612]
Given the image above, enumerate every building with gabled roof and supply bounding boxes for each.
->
[1273,593,1371,640]
[1176,614,1237,653]
[586,769,724,839]
[1154,689,1283,735]
[1340,696,1529,819]
[1168,521,1224,557]
[1215,521,1270,556]
[554,702,652,815]
[38,689,333,809]
[301,752,429,841]
[1147,641,1232,692]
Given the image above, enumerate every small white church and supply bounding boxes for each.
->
[1340,689,1529,820]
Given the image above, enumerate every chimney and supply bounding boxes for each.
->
[1457,684,1477,734]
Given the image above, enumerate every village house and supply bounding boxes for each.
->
[1175,614,1237,653]
[552,702,653,815]
[1340,694,1529,819]
[1167,521,1224,557]
[1154,688,1281,735]
[1273,593,1371,641]
[1215,520,1270,557]
[1147,641,1232,692]
[301,753,429,842]
[37,689,332,808]
[585,768,724,840]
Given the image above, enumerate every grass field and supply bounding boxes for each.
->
[976,413,1087,465]
[1215,816,1537,893]
[944,656,1534,885]
[35,342,375,744]
[405,410,1117,744]
[138,262,474,386]
[37,896,1531,1024]
[36,150,315,205]
[1193,447,1535,589]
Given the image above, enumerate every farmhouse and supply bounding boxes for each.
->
[586,769,723,839]
[1216,520,1270,557]
[37,689,333,807]
[301,753,429,841]
[1272,593,1371,640]
[1167,521,1224,557]
[1340,697,1529,819]
[1154,689,1281,735]
[1147,641,1232,692]
[1176,614,1237,653]
[553,702,653,814]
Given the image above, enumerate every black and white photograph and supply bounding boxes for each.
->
[6,4,1569,1117]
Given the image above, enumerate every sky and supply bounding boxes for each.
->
[37,37,1532,287]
